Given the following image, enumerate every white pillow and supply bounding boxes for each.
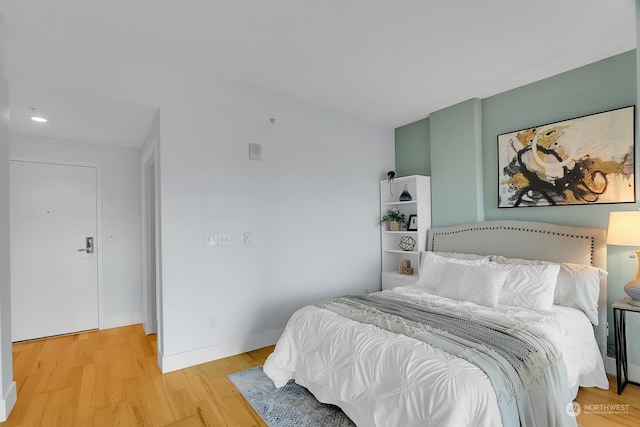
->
[488,261,560,311]
[413,251,489,290]
[491,255,605,324]
[554,263,605,325]
[431,262,509,308]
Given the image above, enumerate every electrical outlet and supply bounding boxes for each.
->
[209,316,215,328]
[218,234,230,245]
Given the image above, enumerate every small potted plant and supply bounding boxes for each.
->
[378,208,406,231]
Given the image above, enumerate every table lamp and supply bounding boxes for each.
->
[607,211,640,306]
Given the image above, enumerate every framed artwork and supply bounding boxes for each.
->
[498,106,635,208]
[407,215,418,231]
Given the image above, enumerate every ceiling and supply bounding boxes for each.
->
[0,1,636,148]
[9,80,159,147]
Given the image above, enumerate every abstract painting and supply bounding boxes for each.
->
[498,106,635,208]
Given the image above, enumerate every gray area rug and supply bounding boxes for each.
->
[227,366,355,427]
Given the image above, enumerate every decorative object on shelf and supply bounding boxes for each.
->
[378,208,406,231]
[399,259,414,275]
[387,171,395,196]
[399,236,416,251]
[399,184,412,202]
[379,175,431,291]
[498,106,635,208]
[407,215,418,231]
[607,211,640,306]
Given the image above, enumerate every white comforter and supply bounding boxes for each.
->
[263,287,609,427]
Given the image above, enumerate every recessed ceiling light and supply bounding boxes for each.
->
[29,107,47,123]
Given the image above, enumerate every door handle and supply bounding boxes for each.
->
[77,237,94,254]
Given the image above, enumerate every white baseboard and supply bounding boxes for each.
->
[100,312,143,330]
[606,356,640,383]
[160,329,283,373]
[0,381,16,421]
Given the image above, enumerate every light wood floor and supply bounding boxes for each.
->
[1,324,639,426]
[3,324,270,426]
[574,375,640,427]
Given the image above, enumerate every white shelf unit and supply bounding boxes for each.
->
[380,175,431,290]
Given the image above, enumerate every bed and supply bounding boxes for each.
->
[263,220,610,427]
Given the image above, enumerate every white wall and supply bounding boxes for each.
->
[4,24,395,370]
[10,134,143,329]
[0,16,16,421]
[158,82,392,365]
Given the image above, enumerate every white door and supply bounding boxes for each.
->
[10,160,99,342]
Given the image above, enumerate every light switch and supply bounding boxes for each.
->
[206,234,218,246]
[244,232,252,245]
[218,233,230,245]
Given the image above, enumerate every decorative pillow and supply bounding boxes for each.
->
[431,262,509,308]
[413,251,489,290]
[491,255,606,324]
[488,261,560,311]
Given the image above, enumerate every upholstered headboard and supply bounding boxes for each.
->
[427,220,607,362]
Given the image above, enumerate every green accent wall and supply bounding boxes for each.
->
[395,49,638,363]
[430,98,484,226]
[394,118,430,177]
[482,51,636,226]
[396,51,636,226]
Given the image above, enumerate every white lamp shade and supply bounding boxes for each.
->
[607,211,640,246]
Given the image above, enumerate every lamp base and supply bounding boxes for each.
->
[625,297,640,307]
[624,279,640,305]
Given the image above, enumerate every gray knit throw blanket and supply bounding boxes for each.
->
[316,293,577,427]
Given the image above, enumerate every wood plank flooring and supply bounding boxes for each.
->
[4,324,270,426]
[575,376,640,427]
[1,323,639,426]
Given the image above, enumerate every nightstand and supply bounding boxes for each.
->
[612,298,640,394]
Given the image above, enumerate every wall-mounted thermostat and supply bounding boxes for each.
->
[249,143,262,161]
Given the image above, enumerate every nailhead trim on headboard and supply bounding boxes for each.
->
[427,220,607,364]
[430,225,597,265]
